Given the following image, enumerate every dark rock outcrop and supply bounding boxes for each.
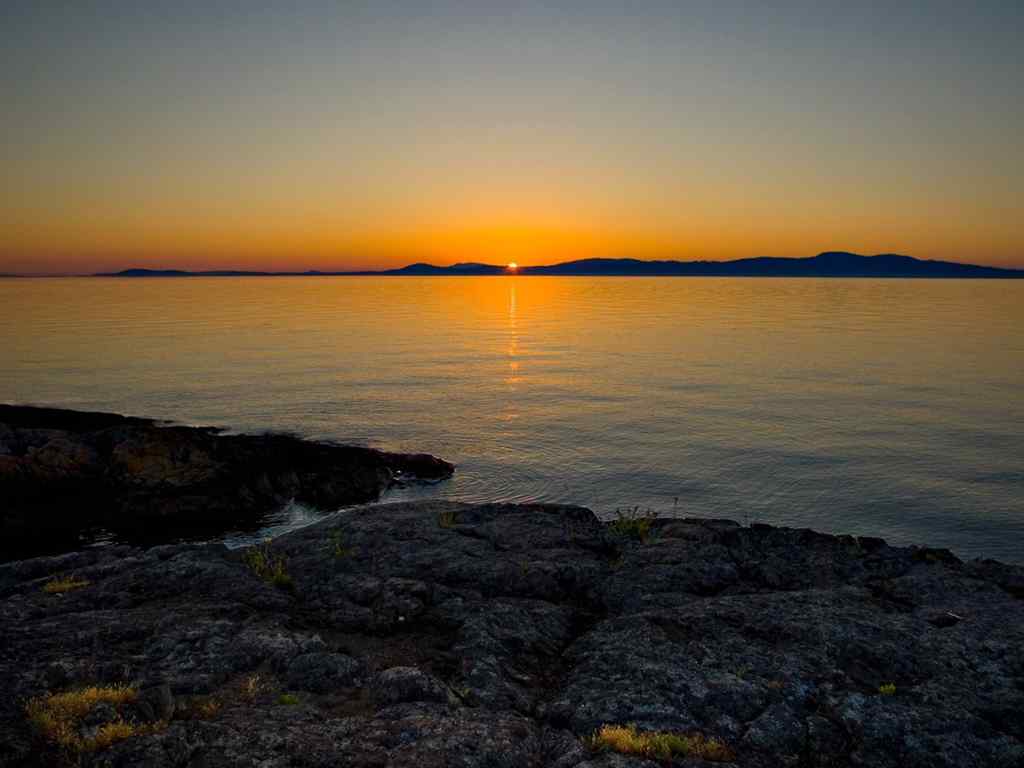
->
[1,501,1022,766]
[0,406,453,561]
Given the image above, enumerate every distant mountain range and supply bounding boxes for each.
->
[97,252,1023,278]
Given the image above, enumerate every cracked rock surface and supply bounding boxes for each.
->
[1,502,1022,766]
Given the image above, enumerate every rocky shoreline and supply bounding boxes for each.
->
[1,500,1022,767]
[0,405,454,561]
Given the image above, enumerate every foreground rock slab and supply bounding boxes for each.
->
[1,502,1022,767]
[0,406,454,560]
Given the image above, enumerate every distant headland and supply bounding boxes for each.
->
[95,252,1023,278]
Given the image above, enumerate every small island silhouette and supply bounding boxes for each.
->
[98,252,1022,278]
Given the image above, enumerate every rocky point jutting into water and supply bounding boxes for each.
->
[1,501,1023,767]
[0,405,454,561]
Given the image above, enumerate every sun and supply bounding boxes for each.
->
[506,262,518,272]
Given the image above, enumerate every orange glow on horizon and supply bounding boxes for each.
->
[3,5,1022,276]
[4,212,1022,274]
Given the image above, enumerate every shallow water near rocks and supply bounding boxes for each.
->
[2,276,1022,562]
[222,500,334,549]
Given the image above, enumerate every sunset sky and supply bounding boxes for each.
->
[2,1,1022,274]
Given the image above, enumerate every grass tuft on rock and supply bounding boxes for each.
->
[25,684,165,754]
[879,682,897,695]
[608,507,656,542]
[277,693,300,706]
[178,695,222,720]
[243,543,294,591]
[241,673,267,703]
[437,509,457,528]
[89,720,141,751]
[42,575,91,594]
[590,723,735,763]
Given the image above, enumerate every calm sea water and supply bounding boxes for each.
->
[3,276,1022,563]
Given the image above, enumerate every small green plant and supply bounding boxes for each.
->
[437,509,457,529]
[277,693,300,706]
[878,682,897,696]
[608,507,656,542]
[589,724,734,762]
[330,529,353,559]
[243,543,294,591]
[42,574,90,594]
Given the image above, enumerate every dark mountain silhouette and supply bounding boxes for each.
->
[522,252,1023,277]
[372,262,506,276]
[104,268,277,277]
[97,252,1023,278]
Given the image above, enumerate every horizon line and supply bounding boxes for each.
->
[4,250,1024,278]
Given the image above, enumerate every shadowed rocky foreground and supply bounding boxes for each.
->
[0,406,454,561]
[1,501,1022,767]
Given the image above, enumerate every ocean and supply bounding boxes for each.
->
[3,276,1022,562]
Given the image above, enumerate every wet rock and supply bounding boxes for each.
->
[0,405,453,561]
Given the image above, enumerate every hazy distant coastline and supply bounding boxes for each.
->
[94,252,1023,278]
